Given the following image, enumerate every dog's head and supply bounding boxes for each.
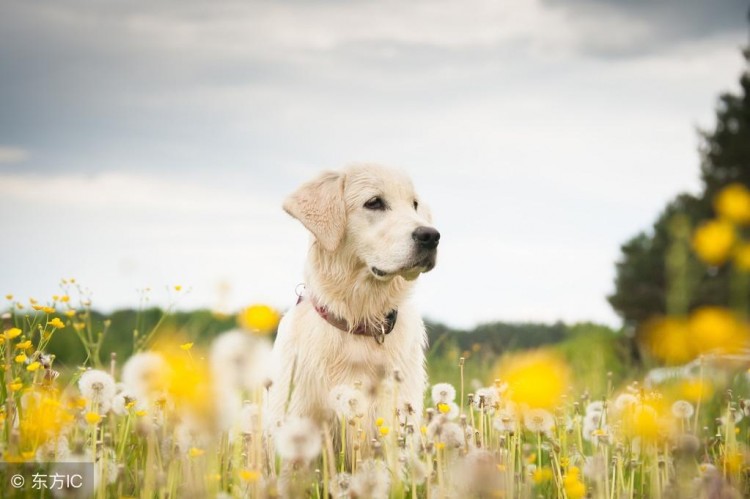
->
[284,164,439,281]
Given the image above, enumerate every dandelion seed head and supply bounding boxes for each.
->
[78,369,116,413]
[473,387,500,413]
[210,330,273,392]
[585,401,605,415]
[426,418,463,449]
[431,383,456,405]
[122,351,169,401]
[613,393,638,413]
[523,408,555,434]
[328,384,366,419]
[671,400,695,419]
[350,459,390,499]
[275,417,322,463]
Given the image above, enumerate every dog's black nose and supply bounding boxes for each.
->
[412,226,440,250]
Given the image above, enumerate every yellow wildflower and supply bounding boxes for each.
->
[563,467,586,499]
[623,404,661,442]
[188,447,205,458]
[239,469,261,483]
[15,340,32,350]
[85,412,101,425]
[435,442,446,450]
[179,342,194,351]
[688,306,747,355]
[174,285,182,291]
[437,402,451,414]
[42,306,55,314]
[375,417,384,427]
[715,183,750,225]
[735,243,750,271]
[5,294,12,300]
[4,327,22,340]
[238,305,280,334]
[641,317,693,365]
[14,354,27,363]
[32,304,43,311]
[8,378,23,391]
[64,310,76,318]
[497,350,570,409]
[379,426,390,437]
[533,467,554,484]
[60,295,70,303]
[48,318,65,329]
[135,410,147,417]
[26,362,41,372]
[692,219,735,265]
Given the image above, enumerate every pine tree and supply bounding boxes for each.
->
[608,43,750,329]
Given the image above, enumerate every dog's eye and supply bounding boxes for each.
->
[364,197,386,210]
[413,200,419,210]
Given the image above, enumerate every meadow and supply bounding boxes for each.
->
[3,183,750,498]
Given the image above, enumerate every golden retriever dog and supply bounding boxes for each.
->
[267,164,440,441]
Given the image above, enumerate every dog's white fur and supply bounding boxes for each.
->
[267,164,438,435]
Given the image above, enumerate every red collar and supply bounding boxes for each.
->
[297,294,398,344]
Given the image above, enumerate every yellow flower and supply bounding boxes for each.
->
[688,306,747,356]
[4,327,22,340]
[135,410,147,417]
[174,285,182,292]
[641,317,693,365]
[42,306,55,314]
[375,417,384,427]
[73,322,85,332]
[238,305,280,334]
[60,295,70,303]
[85,412,101,425]
[435,442,446,450]
[735,243,750,271]
[15,340,32,350]
[623,404,661,442]
[692,219,735,265]
[715,183,750,225]
[5,294,13,300]
[533,467,554,484]
[379,426,390,437]
[8,378,23,391]
[179,342,194,351]
[563,474,586,499]
[18,389,72,446]
[497,350,570,409]
[14,354,27,363]
[437,402,451,414]
[26,362,41,372]
[64,310,76,318]
[239,469,260,483]
[32,304,43,311]
[188,447,205,458]
[48,318,65,329]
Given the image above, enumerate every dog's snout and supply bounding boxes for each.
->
[412,226,440,250]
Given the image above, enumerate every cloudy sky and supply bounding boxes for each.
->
[1,0,748,328]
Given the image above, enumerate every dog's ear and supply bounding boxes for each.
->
[283,171,346,252]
